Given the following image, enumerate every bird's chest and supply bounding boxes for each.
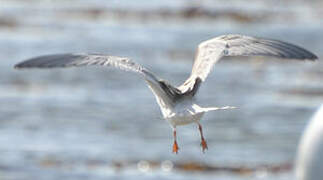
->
[166,112,203,127]
[165,101,204,127]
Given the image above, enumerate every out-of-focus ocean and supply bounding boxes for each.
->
[0,0,322,179]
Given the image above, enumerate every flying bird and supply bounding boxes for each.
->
[14,34,318,153]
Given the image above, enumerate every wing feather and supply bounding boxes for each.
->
[178,34,317,93]
[14,53,176,109]
[193,34,317,81]
[15,54,145,73]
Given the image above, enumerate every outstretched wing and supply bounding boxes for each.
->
[14,54,144,72]
[192,34,317,82]
[178,34,318,92]
[14,53,176,112]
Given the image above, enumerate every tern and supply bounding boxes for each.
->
[14,34,317,153]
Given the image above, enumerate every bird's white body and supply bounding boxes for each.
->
[147,79,229,128]
[146,79,205,127]
[165,100,205,127]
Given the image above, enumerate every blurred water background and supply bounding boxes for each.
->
[0,0,322,179]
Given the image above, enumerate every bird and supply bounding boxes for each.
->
[296,105,323,180]
[14,34,318,154]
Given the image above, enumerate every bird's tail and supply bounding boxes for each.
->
[202,106,237,112]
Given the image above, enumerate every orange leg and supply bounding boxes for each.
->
[172,128,179,154]
[198,123,208,153]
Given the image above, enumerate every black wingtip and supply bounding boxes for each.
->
[14,62,35,69]
[298,49,318,61]
[305,54,318,61]
[311,54,318,61]
[14,63,22,69]
[14,62,28,69]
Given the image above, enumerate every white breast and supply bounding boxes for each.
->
[165,99,205,127]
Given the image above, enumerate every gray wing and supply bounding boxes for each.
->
[14,53,175,109]
[14,53,145,72]
[178,34,318,92]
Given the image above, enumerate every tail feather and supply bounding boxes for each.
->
[203,106,237,112]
